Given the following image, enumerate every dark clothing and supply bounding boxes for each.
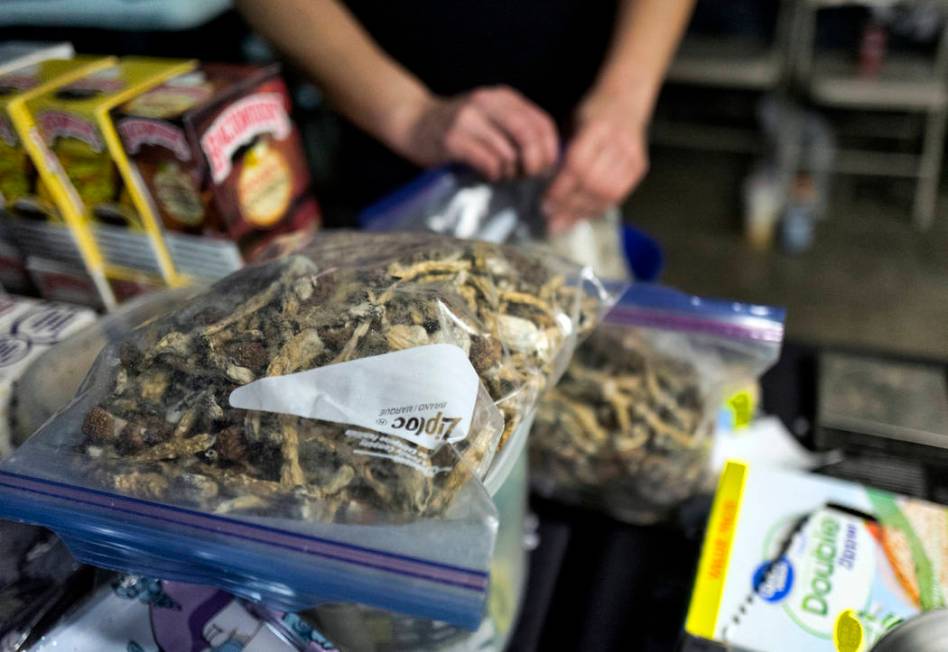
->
[324,0,617,226]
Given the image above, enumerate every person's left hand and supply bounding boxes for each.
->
[543,92,649,233]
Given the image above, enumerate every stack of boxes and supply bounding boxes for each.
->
[0,45,320,309]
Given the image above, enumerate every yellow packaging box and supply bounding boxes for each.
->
[0,45,74,292]
[0,56,107,299]
[7,57,196,309]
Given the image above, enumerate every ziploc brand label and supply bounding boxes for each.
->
[343,429,452,478]
[724,387,757,430]
[230,344,480,449]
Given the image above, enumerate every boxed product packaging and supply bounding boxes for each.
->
[3,56,122,309]
[0,42,74,76]
[0,294,96,456]
[0,54,95,295]
[112,63,320,281]
[686,461,948,651]
[6,57,200,309]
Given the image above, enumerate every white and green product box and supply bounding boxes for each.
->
[686,461,948,652]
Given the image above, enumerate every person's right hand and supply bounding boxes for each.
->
[391,86,560,181]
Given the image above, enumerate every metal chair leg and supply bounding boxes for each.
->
[913,108,947,230]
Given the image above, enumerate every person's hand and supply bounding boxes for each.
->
[391,85,559,181]
[543,92,649,234]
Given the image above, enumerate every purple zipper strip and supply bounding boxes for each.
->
[0,471,488,592]
[0,470,485,576]
[605,307,784,343]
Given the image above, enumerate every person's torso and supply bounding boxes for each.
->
[344,0,616,124]
[327,0,617,224]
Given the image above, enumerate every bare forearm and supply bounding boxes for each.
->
[235,0,430,152]
[591,0,694,120]
[545,0,693,228]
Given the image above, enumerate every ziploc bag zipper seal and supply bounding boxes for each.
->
[0,467,491,628]
[605,284,786,344]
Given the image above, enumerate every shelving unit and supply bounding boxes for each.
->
[794,0,948,229]
[657,0,948,231]
[807,51,947,109]
[655,1,796,157]
[667,36,785,90]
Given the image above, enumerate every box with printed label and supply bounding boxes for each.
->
[686,461,948,651]
[0,55,95,295]
[4,56,122,309]
[0,42,74,77]
[112,63,320,281]
[0,294,95,456]
[7,57,197,309]
[0,43,74,292]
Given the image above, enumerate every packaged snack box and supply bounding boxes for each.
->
[686,461,948,651]
[7,57,196,309]
[0,41,73,76]
[0,43,74,292]
[113,63,320,281]
[0,294,95,456]
[1,56,98,296]
[4,56,124,309]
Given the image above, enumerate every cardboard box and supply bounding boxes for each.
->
[7,57,196,309]
[1,56,112,305]
[0,294,95,456]
[0,42,73,76]
[113,63,319,281]
[0,49,76,293]
[686,461,948,651]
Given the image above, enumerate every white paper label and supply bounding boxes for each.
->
[344,429,452,477]
[229,344,479,449]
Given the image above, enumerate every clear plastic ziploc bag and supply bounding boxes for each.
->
[0,231,609,629]
[360,168,634,280]
[531,284,785,524]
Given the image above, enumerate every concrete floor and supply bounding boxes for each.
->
[626,147,948,360]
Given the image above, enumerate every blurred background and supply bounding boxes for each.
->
[636,0,948,362]
[3,0,946,359]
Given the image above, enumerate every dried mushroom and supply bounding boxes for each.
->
[531,329,713,523]
[79,232,597,521]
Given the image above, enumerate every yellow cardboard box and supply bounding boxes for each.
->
[0,45,74,292]
[8,57,196,308]
[0,56,110,301]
